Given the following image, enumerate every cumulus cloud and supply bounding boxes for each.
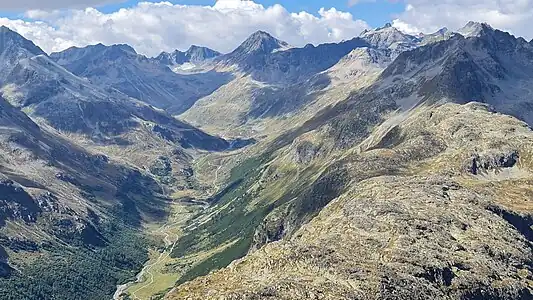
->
[0,0,370,56]
[392,0,533,39]
[0,0,123,11]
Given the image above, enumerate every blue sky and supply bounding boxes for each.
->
[0,0,405,28]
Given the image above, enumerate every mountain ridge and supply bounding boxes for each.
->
[50,41,234,114]
[155,45,222,67]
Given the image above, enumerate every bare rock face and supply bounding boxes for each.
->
[168,103,533,300]
[293,140,320,164]
[0,245,12,278]
[469,150,519,175]
[0,180,41,226]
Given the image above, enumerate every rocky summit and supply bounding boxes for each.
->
[0,19,531,300]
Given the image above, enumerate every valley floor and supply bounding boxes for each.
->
[114,198,200,300]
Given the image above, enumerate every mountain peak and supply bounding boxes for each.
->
[250,30,273,38]
[235,30,289,54]
[458,21,493,37]
[155,45,221,66]
[185,45,221,58]
[187,45,204,52]
[360,22,419,51]
[437,27,449,35]
[360,23,404,39]
[0,25,46,59]
[109,43,136,53]
[377,22,393,30]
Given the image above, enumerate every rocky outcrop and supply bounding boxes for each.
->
[469,150,520,175]
[0,180,40,226]
[293,140,320,164]
[0,246,12,278]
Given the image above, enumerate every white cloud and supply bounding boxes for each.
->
[393,0,533,40]
[0,0,370,56]
[0,0,123,11]
[347,0,376,7]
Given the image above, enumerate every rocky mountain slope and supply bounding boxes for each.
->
[215,30,370,84]
[359,22,420,57]
[380,22,533,124]
[0,27,238,192]
[0,92,164,299]
[50,43,232,114]
[181,26,416,137]
[0,26,46,79]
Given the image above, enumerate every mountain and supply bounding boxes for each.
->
[182,31,396,137]
[1,49,229,151]
[0,92,167,299]
[0,29,240,203]
[1,21,533,300]
[156,45,221,66]
[50,43,233,114]
[227,30,290,58]
[326,47,390,84]
[380,23,533,125]
[170,102,533,300]
[457,21,493,37]
[359,22,420,56]
[164,22,533,299]
[182,46,388,137]
[0,26,240,300]
[0,26,46,79]
[215,30,370,84]
[182,26,424,137]
[419,27,455,46]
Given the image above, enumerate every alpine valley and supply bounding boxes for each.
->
[0,20,531,300]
